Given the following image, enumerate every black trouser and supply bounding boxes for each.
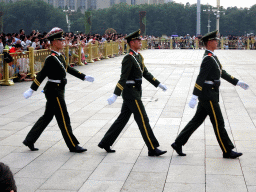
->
[100,99,159,151]
[25,90,79,150]
[175,100,234,153]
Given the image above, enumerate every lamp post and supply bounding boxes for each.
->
[196,0,201,36]
[214,0,225,35]
[63,8,75,32]
[203,4,212,33]
[0,12,3,33]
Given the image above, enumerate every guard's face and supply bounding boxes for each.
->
[209,39,218,50]
[53,39,64,50]
[132,39,142,50]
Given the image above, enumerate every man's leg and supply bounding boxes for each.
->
[24,94,55,149]
[203,101,235,153]
[54,95,80,151]
[175,102,208,146]
[127,99,160,151]
[100,101,132,147]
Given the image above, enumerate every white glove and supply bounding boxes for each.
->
[84,75,94,82]
[188,95,198,108]
[23,88,34,99]
[158,83,167,92]
[237,81,249,90]
[107,94,118,105]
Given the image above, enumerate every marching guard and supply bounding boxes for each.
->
[22,27,94,153]
[98,30,168,156]
[171,30,249,158]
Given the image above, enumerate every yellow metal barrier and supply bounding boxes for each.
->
[103,41,109,59]
[0,53,3,82]
[64,45,69,66]
[91,41,100,61]
[87,42,94,63]
[113,41,119,56]
[0,40,143,85]
[34,48,51,73]
[2,49,14,86]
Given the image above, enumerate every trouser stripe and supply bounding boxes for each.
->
[135,100,154,150]
[210,101,227,153]
[56,97,75,147]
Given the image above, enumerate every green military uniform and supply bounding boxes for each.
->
[100,31,162,151]
[175,31,239,154]
[24,28,86,151]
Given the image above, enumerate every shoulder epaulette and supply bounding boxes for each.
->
[51,53,56,56]
[208,53,212,56]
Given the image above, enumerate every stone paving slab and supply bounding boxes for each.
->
[1,49,256,191]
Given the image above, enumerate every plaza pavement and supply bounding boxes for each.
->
[0,49,256,192]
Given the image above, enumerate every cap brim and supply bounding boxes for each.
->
[54,37,65,40]
[132,37,141,40]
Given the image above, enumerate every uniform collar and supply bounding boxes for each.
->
[206,49,216,56]
[51,50,61,56]
[130,49,139,55]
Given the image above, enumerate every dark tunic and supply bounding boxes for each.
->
[175,50,239,153]
[25,51,86,150]
[100,49,161,150]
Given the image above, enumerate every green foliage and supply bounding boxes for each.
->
[0,0,67,33]
[90,2,256,36]
[0,0,256,36]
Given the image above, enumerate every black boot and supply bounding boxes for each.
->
[223,150,243,159]
[98,142,115,153]
[171,142,186,156]
[70,145,87,153]
[23,140,39,151]
[148,148,167,156]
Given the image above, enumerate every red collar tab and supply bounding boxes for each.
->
[129,51,133,55]
[208,53,212,56]
[51,53,56,56]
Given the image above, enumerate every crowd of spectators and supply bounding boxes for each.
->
[1,29,255,54]
[0,29,127,54]
[145,34,256,50]
[0,29,128,81]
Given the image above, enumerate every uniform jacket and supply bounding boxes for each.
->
[114,49,160,100]
[31,51,85,94]
[193,50,239,102]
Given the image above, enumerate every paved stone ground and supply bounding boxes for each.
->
[1,49,256,192]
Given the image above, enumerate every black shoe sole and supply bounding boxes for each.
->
[223,154,243,159]
[148,151,167,156]
[98,143,115,153]
[23,140,38,151]
[70,150,87,153]
[171,143,186,156]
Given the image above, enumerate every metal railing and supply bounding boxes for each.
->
[0,40,131,86]
[1,38,254,86]
[147,38,256,50]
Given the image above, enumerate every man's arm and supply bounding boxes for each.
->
[189,56,213,108]
[24,56,50,99]
[221,68,249,90]
[30,56,51,91]
[192,56,213,97]
[113,55,133,96]
[142,66,160,87]
[221,70,239,85]
[66,65,86,80]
